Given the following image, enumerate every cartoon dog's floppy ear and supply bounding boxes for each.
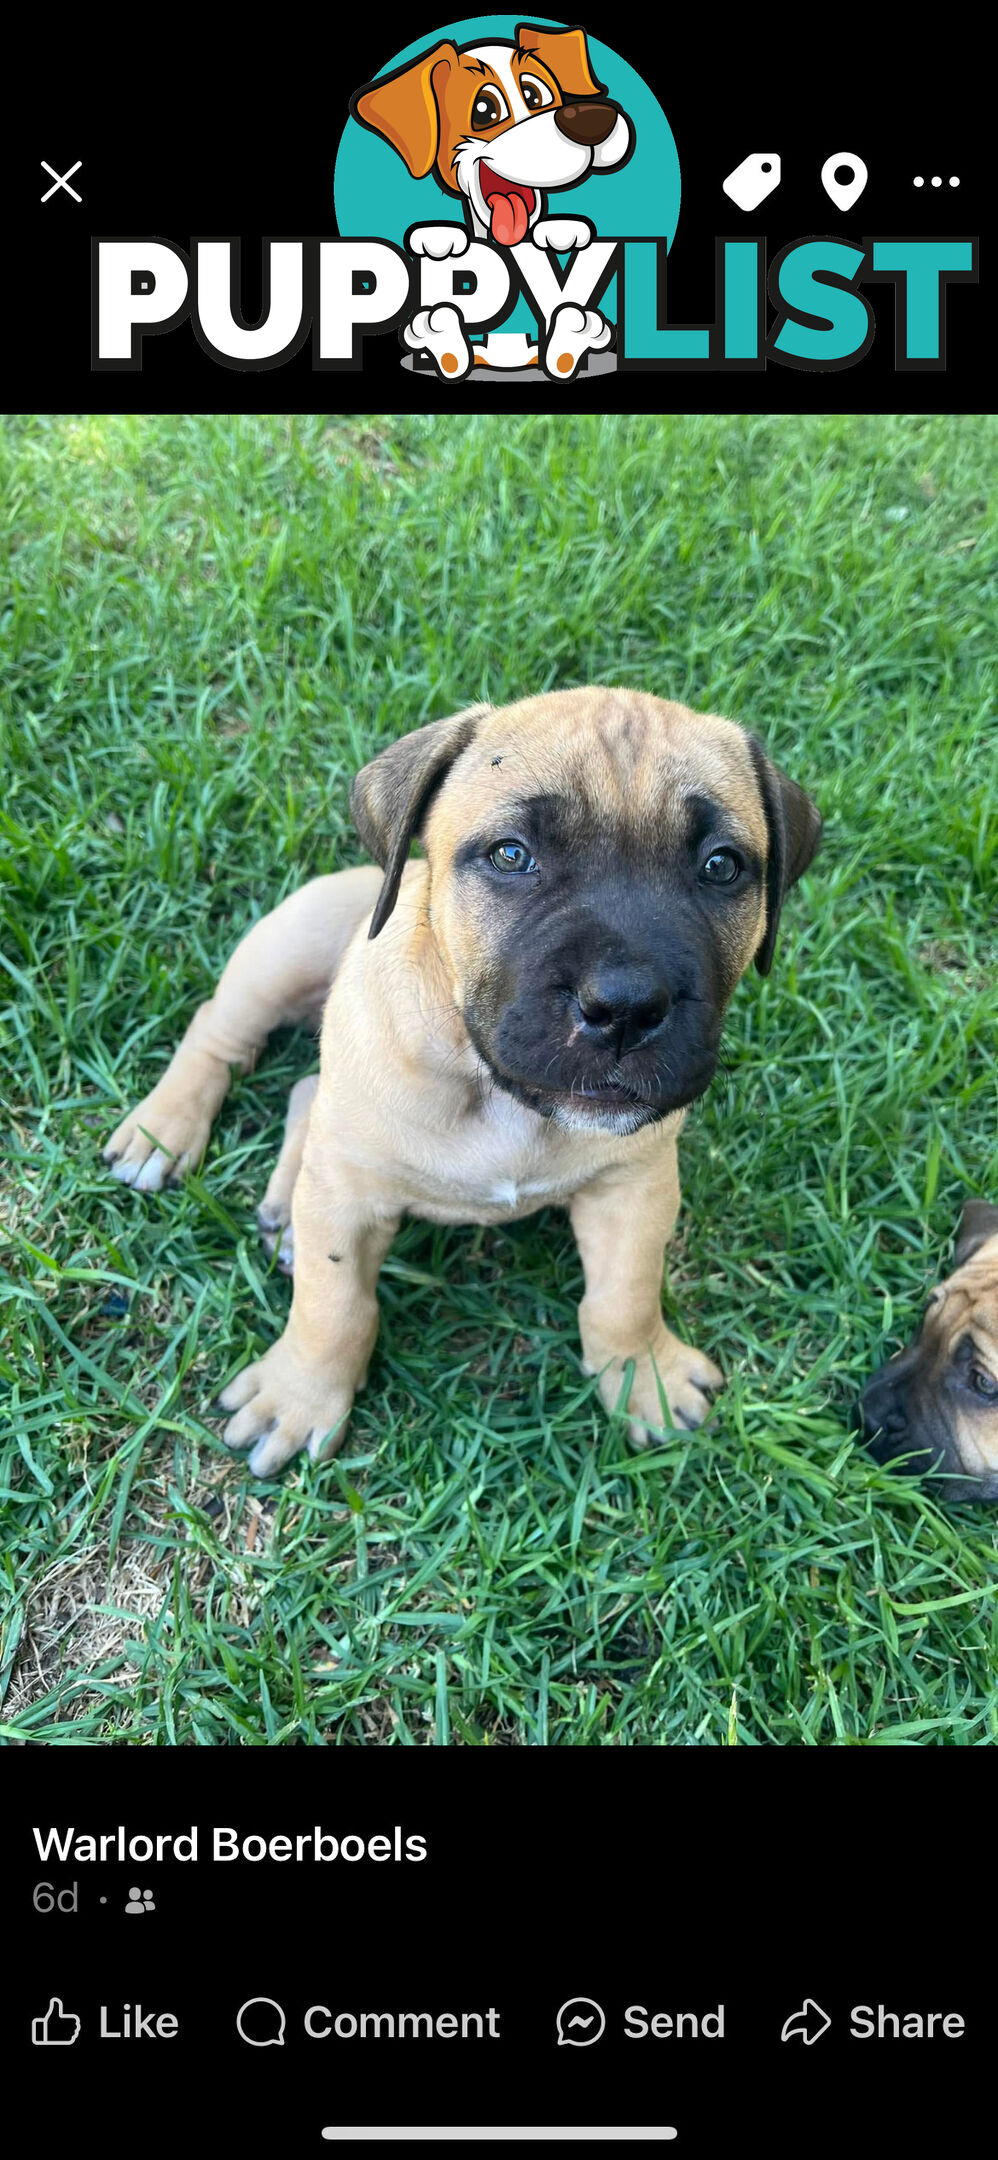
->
[350,706,489,937]
[350,41,458,179]
[954,1200,998,1268]
[515,22,607,99]
[747,736,823,976]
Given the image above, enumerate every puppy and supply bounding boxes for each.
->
[351,22,632,377]
[859,1200,998,1501]
[104,688,822,1477]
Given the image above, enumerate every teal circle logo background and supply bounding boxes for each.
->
[333,16,681,334]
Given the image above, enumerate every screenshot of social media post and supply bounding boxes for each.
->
[2,18,993,2154]
[5,398,994,2142]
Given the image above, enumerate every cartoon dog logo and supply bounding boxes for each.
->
[350,21,634,379]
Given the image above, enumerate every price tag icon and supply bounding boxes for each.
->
[722,153,782,212]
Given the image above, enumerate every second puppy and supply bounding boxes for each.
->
[859,1201,998,1501]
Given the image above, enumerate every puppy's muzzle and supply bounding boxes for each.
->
[856,1373,924,1468]
[555,101,619,146]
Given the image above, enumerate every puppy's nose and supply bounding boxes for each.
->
[555,101,618,146]
[576,965,670,1057]
[858,1378,907,1445]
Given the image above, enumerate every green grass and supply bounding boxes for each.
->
[1,410,996,1745]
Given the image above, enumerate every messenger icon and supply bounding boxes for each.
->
[555,1998,607,2047]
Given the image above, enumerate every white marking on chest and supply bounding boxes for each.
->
[487,1173,566,1208]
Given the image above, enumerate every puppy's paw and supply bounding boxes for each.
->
[542,302,612,381]
[218,1341,354,1476]
[256,1201,295,1275]
[102,1089,212,1192]
[531,216,594,252]
[406,224,470,260]
[402,304,472,381]
[597,1334,724,1448]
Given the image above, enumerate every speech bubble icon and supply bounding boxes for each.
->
[236,1997,286,2047]
[555,1996,606,2047]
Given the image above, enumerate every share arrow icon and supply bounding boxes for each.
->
[781,1998,832,2045]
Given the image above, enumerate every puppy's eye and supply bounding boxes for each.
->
[700,848,742,886]
[489,840,536,873]
[520,74,554,112]
[471,88,509,128]
[970,1365,998,1400]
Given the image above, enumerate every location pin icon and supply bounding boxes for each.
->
[821,152,868,212]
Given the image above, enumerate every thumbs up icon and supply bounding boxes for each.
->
[32,1998,81,2045]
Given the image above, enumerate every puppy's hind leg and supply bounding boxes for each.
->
[103,866,382,1194]
[257,1073,319,1274]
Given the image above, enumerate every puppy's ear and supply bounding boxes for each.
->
[350,41,457,179]
[954,1199,998,1269]
[351,706,488,938]
[747,736,823,976]
[515,23,606,98]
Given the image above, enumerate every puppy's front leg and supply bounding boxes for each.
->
[220,1154,400,1477]
[569,1137,723,1447]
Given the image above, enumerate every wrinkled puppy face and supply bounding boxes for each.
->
[859,1202,998,1502]
[349,688,821,1138]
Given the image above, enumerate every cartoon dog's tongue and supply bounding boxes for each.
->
[481,167,534,247]
[489,190,530,246]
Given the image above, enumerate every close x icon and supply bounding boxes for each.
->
[40,159,82,204]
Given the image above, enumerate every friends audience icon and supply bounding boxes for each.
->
[125,1887,156,1915]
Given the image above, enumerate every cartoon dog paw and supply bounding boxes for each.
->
[402,304,473,381]
[406,224,470,260]
[542,302,613,381]
[531,216,595,253]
